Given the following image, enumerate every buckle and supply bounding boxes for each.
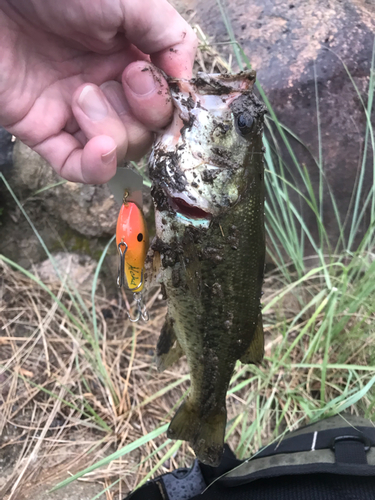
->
[331,434,371,452]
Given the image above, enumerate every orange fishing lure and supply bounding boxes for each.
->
[116,201,149,292]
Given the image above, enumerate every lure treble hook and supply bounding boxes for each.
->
[127,293,149,323]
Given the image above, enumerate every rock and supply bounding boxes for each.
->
[0,141,153,291]
[0,142,121,289]
[10,141,119,238]
[174,0,375,252]
[32,252,97,290]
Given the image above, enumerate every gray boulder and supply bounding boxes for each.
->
[0,141,120,287]
[9,141,119,238]
[175,0,375,253]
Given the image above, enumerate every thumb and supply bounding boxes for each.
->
[120,0,198,78]
[122,61,174,131]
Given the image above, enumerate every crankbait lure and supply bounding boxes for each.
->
[116,194,149,321]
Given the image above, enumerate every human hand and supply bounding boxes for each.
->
[0,0,197,183]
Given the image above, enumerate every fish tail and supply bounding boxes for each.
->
[167,400,226,466]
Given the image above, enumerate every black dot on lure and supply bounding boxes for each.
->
[137,233,143,242]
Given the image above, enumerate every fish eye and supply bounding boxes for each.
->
[137,233,143,242]
[236,113,255,135]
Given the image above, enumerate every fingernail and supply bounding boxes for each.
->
[124,65,156,96]
[78,85,108,121]
[101,82,129,116]
[102,146,117,165]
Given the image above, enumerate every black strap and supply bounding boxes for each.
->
[199,444,242,484]
[125,481,162,500]
[190,473,375,500]
[333,435,369,464]
[124,427,375,500]
[255,426,375,459]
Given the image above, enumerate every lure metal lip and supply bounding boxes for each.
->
[108,167,143,207]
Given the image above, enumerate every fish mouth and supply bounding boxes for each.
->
[168,195,212,220]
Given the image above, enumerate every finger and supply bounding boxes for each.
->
[101,80,154,160]
[121,0,198,78]
[72,83,128,160]
[122,61,173,131]
[73,130,87,147]
[64,115,80,135]
[33,133,118,184]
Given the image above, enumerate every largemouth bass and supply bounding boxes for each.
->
[149,71,266,466]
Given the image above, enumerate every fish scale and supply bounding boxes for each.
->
[149,71,266,466]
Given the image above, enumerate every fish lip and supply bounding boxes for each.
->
[165,191,213,220]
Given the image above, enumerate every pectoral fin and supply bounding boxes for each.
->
[240,313,264,364]
[156,315,184,371]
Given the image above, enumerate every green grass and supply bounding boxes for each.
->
[0,7,375,499]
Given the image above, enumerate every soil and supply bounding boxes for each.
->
[14,483,103,500]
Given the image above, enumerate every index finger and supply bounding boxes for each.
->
[120,0,198,78]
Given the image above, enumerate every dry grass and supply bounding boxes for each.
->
[0,258,193,499]
[0,259,279,498]
[2,253,375,499]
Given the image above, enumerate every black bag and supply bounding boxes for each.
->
[125,415,375,500]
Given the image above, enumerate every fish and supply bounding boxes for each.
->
[148,71,266,466]
[116,200,149,292]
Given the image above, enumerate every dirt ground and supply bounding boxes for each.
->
[20,483,103,500]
